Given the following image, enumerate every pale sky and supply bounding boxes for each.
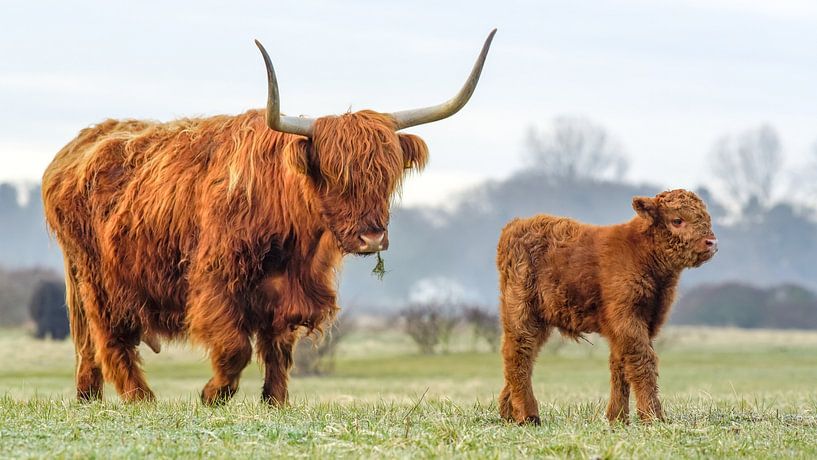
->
[2,0,815,206]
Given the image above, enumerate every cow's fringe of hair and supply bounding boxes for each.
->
[312,110,406,194]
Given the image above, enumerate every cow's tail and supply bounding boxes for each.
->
[63,257,92,359]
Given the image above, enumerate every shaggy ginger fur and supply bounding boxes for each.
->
[42,109,428,404]
[497,189,717,424]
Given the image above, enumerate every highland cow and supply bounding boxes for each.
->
[497,189,717,424]
[42,30,496,404]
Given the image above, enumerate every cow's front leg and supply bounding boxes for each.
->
[257,256,339,406]
[199,335,252,405]
[188,283,252,406]
[257,326,299,406]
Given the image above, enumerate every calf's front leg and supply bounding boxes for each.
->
[607,324,664,422]
[605,348,630,424]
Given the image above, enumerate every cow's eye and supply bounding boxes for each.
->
[671,218,683,227]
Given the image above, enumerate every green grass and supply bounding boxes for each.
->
[1,327,816,458]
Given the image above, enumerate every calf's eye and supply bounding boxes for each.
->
[671,218,683,227]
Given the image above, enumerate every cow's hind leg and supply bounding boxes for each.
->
[73,265,154,402]
[87,316,153,402]
[65,261,103,401]
[73,308,104,401]
[257,327,298,406]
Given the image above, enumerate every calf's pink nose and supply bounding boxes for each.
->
[705,238,718,251]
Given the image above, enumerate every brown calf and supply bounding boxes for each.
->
[497,189,717,424]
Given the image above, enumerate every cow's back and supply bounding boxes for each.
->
[43,119,154,245]
[42,117,214,319]
[42,110,296,334]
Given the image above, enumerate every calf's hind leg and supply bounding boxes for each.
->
[499,327,549,424]
[499,287,549,424]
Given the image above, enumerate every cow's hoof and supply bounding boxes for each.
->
[76,389,102,402]
[121,387,155,403]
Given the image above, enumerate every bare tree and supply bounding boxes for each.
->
[400,302,460,354]
[710,124,782,211]
[462,305,500,352]
[525,116,629,181]
[790,141,817,208]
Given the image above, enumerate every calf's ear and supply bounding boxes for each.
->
[284,137,312,175]
[398,133,429,172]
[632,196,658,222]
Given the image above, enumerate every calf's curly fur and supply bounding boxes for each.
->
[497,189,717,424]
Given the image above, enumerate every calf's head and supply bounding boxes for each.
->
[632,189,718,268]
[255,30,496,254]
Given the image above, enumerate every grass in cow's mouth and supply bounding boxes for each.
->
[372,252,387,280]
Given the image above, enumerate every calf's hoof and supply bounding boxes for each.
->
[606,408,630,425]
[637,410,666,424]
[76,389,102,402]
[201,379,237,406]
[498,389,513,421]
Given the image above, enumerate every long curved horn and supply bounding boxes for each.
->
[255,39,315,137]
[391,29,497,130]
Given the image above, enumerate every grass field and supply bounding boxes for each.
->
[1,326,816,458]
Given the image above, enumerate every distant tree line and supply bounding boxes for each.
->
[2,117,817,323]
[672,282,817,330]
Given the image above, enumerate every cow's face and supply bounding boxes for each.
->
[632,189,718,268]
[285,110,428,254]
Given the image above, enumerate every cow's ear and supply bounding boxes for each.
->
[632,196,658,222]
[398,133,429,172]
[284,137,312,175]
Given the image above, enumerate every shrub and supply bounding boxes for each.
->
[29,279,69,340]
[0,267,62,327]
[400,302,460,354]
[462,305,500,352]
[292,315,352,376]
